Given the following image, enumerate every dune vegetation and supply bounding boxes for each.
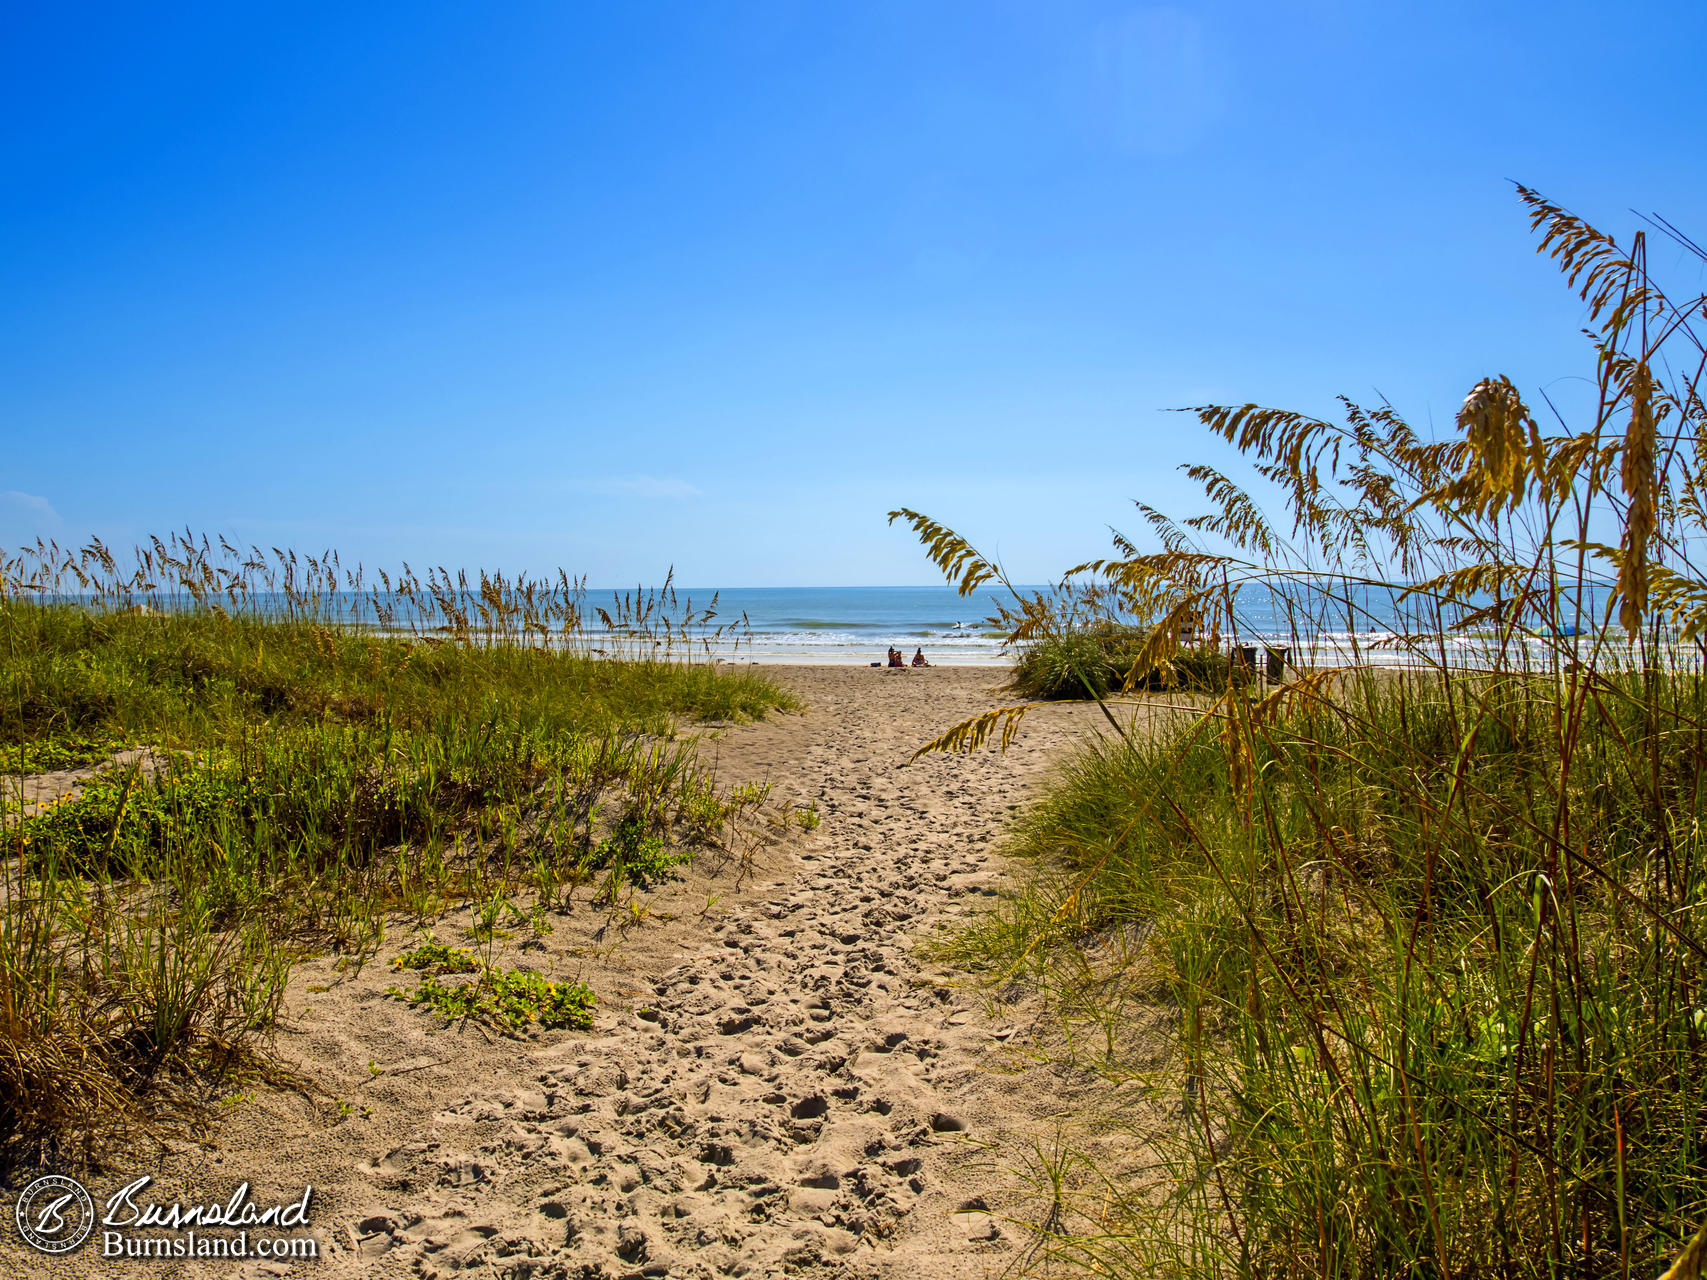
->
[1007,620,1235,701]
[0,538,795,1167]
[893,188,1707,1276]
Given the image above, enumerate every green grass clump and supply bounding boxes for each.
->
[1008,627,1128,699]
[1009,623,1231,700]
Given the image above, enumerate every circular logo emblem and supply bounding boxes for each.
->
[15,1174,95,1254]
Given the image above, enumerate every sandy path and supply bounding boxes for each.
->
[313,666,1110,1280]
[368,667,1109,1279]
[8,666,1115,1279]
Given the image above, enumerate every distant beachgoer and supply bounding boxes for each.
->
[911,647,929,667]
[887,647,905,667]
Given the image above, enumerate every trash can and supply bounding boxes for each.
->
[1234,645,1258,674]
[1265,646,1290,684]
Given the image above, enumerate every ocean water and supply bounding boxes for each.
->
[689,582,1628,668]
[678,586,1017,665]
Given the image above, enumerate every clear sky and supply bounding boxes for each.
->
[3,2,1704,586]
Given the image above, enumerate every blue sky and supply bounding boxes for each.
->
[3,2,1704,585]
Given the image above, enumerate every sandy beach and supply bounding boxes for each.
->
[7,665,1123,1279]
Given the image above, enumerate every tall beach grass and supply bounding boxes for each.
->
[896,188,1707,1276]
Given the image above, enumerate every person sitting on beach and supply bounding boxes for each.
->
[887,647,905,667]
[911,647,930,667]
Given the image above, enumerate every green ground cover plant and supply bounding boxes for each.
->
[391,940,481,974]
[1,732,124,774]
[895,189,1707,1277]
[386,935,593,1031]
[387,965,596,1032]
[0,547,794,1167]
